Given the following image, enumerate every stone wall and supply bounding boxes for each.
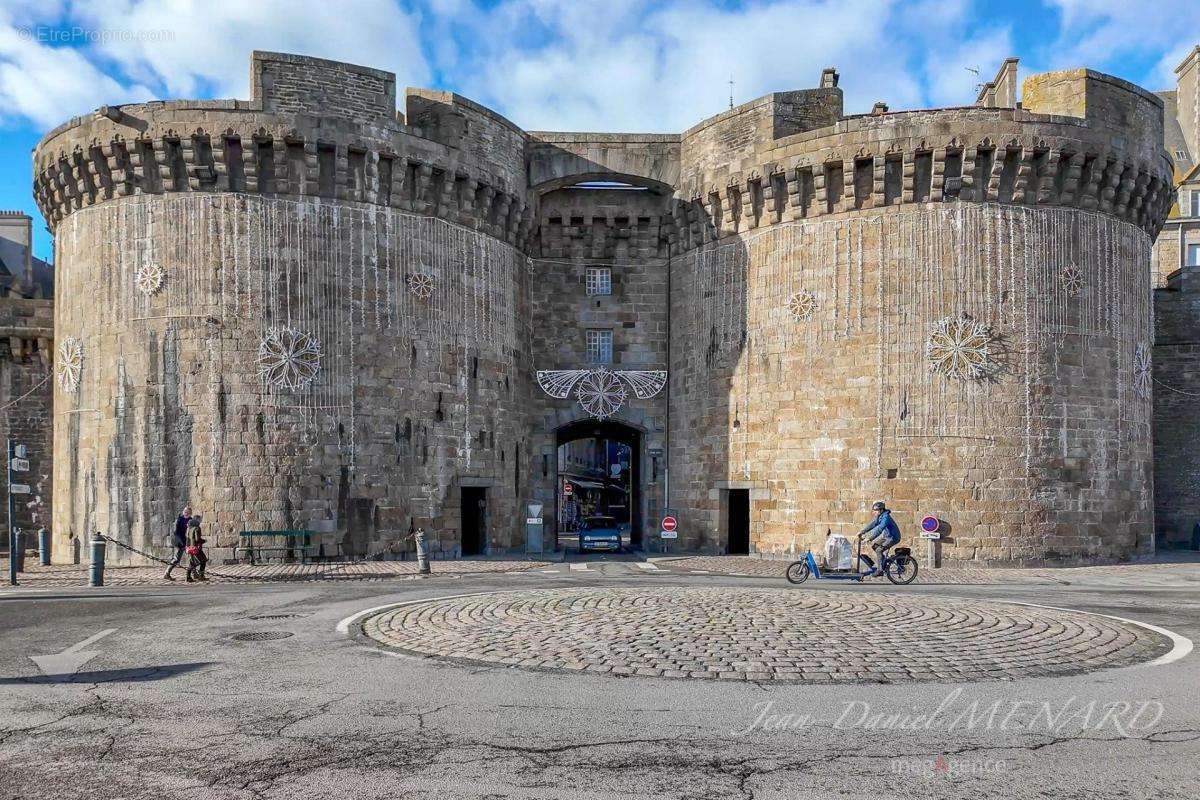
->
[1153,268,1200,548]
[0,297,53,543]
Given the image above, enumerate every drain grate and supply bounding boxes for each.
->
[247,613,308,620]
[232,631,295,641]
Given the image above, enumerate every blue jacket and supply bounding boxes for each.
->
[860,510,900,540]
[173,515,190,545]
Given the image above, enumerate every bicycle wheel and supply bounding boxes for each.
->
[885,554,918,585]
[785,560,811,584]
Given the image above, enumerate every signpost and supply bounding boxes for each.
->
[660,515,678,540]
[563,483,573,497]
[919,515,941,569]
[7,438,16,585]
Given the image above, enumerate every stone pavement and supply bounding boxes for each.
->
[0,558,555,589]
[653,553,1200,586]
[361,586,1172,684]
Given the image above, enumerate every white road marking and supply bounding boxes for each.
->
[568,563,590,572]
[336,593,484,635]
[1003,600,1193,667]
[538,569,561,574]
[29,628,118,676]
[634,563,660,571]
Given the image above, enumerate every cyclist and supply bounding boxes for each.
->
[857,501,900,577]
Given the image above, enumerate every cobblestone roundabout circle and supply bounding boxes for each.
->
[361,587,1171,683]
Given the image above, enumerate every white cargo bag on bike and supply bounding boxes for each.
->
[824,534,853,570]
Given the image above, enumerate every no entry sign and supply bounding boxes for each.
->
[563,483,573,496]
[661,516,677,532]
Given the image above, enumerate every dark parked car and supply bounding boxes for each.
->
[580,515,621,552]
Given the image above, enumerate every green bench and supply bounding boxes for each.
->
[236,530,328,564]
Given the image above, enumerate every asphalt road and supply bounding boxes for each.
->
[0,560,1196,800]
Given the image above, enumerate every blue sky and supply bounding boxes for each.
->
[4,0,1199,261]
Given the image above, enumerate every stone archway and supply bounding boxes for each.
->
[555,418,644,551]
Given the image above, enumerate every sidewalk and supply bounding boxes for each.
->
[650,553,1200,586]
[0,557,556,589]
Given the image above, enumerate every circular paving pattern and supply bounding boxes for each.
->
[361,587,1173,683]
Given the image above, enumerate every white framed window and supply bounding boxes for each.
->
[1187,244,1200,267]
[585,267,612,296]
[586,329,613,364]
[1190,189,1200,218]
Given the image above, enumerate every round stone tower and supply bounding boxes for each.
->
[666,69,1173,563]
[34,52,533,562]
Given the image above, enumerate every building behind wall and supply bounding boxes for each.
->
[33,51,1173,565]
[0,212,54,550]
[1151,45,1200,550]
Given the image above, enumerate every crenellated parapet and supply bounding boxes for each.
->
[33,52,535,249]
[664,70,1174,254]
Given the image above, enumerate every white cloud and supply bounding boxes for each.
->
[923,28,1015,108]
[437,0,931,133]
[0,0,431,130]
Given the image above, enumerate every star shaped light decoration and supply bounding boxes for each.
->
[56,337,83,393]
[257,326,322,390]
[787,290,818,322]
[926,315,993,380]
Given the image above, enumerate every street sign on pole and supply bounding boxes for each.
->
[661,515,677,532]
[9,484,30,495]
[9,458,28,472]
[7,438,16,586]
[563,483,573,497]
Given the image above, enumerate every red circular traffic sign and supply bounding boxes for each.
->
[563,483,573,496]
[662,516,677,532]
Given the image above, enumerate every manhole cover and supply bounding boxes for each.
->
[232,631,295,641]
[247,613,308,620]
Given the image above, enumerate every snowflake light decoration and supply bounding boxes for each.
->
[536,368,668,419]
[135,262,165,296]
[576,368,628,419]
[787,290,818,322]
[407,272,435,300]
[1133,343,1151,398]
[926,315,992,380]
[1061,263,1083,294]
[256,327,322,390]
[56,337,83,393]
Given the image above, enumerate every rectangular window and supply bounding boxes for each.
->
[585,267,612,296]
[1187,244,1200,267]
[1190,190,1200,218]
[586,329,613,364]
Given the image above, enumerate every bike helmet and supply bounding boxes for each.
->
[871,501,887,512]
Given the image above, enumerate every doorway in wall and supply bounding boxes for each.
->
[554,419,642,552]
[727,489,750,555]
[461,487,487,556]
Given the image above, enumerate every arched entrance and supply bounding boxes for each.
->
[555,419,642,552]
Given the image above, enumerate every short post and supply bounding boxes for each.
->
[414,528,430,575]
[89,533,106,587]
[13,529,24,573]
[71,535,81,565]
[38,527,50,566]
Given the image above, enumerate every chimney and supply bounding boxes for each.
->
[871,101,889,115]
[820,68,839,89]
[1176,46,1200,163]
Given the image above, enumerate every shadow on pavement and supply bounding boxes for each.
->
[0,661,217,685]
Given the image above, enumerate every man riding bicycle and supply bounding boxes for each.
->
[858,501,900,577]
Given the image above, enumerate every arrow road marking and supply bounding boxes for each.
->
[29,628,117,676]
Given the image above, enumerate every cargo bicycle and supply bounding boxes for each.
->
[785,532,918,585]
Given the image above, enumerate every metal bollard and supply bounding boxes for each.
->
[13,530,24,573]
[38,528,50,566]
[414,528,431,575]
[89,533,105,587]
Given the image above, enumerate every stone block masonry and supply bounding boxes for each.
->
[32,52,1175,564]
